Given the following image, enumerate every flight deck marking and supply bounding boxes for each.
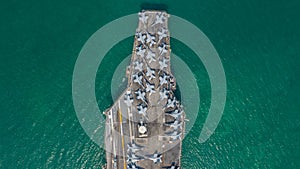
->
[110,109,117,168]
[127,107,133,142]
[117,101,126,169]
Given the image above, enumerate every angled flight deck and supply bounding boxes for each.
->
[104,10,185,169]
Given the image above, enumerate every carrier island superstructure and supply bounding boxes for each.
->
[104,10,185,169]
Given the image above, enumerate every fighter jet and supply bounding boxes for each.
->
[136,32,146,44]
[169,76,176,89]
[145,49,156,63]
[159,73,169,86]
[159,89,169,101]
[146,33,156,46]
[124,93,134,107]
[137,104,147,116]
[146,151,162,164]
[152,12,165,26]
[157,28,168,43]
[158,43,168,56]
[162,162,180,169]
[138,12,149,25]
[127,151,144,163]
[127,141,144,153]
[164,120,182,130]
[136,46,146,57]
[165,109,183,119]
[165,130,182,141]
[159,58,169,70]
[132,74,143,86]
[134,61,144,72]
[146,66,156,80]
[135,89,146,102]
[165,98,177,109]
[145,82,155,94]
[127,163,144,169]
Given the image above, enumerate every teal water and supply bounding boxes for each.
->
[1,0,300,168]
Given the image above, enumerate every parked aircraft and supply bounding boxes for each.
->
[159,58,168,70]
[153,12,165,25]
[158,28,168,43]
[158,43,168,56]
[146,50,156,63]
[165,109,183,119]
[146,33,156,46]
[159,74,169,86]
[162,162,180,169]
[132,74,143,86]
[146,151,162,164]
[146,66,156,80]
[159,89,169,100]
[124,94,134,107]
[127,151,144,163]
[135,89,146,102]
[136,46,146,57]
[127,163,144,169]
[139,12,149,25]
[145,82,155,94]
[165,130,182,141]
[134,61,144,72]
[165,120,182,130]
[165,98,177,109]
[137,104,147,117]
[136,32,146,44]
[127,141,144,153]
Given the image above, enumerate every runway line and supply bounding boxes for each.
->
[118,101,126,169]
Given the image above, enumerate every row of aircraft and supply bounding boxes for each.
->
[127,161,179,169]
[139,11,168,29]
[135,44,169,68]
[124,83,183,132]
[139,12,167,27]
[130,66,174,102]
[132,62,170,84]
[132,65,173,89]
[136,31,169,52]
[127,141,172,168]
[125,11,181,169]
[126,141,179,169]
[163,90,184,141]
[127,141,161,167]
[135,42,169,61]
[127,163,179,169]
[136,12,170,73]
[135,89,184,136]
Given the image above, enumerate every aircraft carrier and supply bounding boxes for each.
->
[104,10,185,169]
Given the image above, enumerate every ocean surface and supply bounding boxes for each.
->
[1,0,300,168]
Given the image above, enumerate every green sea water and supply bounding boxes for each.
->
[1,0,300,168]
